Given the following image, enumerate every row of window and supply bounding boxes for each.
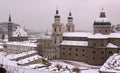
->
[92,57,104,60]
[62,48,113,55]
[95,29,109,33]
[62,53,105,60]
[62,48,85,51]
[63,53,85,56]
[93,43,104,47]
[54,27,61,32]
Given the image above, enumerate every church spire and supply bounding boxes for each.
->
[9,14,11,22]
[68,11,73,22]
[69,11,72,16]
[56,7,59,14]
[54,7,60,22]
[100,8,106,18]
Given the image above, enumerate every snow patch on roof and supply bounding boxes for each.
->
[95,18,110,23]
[6,42,37,47]
[6,50,37,60]
[12,26,28,37]
[61,40,88,46]
[63,32,120,39]
[17,55,42,64]
[106,43,118,48]
[88,33,108,39]
[109,33,120,38]
[63,32,92,38]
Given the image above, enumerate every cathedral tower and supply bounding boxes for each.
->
[52,9,64,59]
[8,14,13,41]
[66,12,74,32]
[93,8,111,34]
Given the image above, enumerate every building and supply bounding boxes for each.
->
[8,14,28,41]
[5,41,37,54]
[37,8,120,65]
[99,53,120,73]
[6,50,44,66]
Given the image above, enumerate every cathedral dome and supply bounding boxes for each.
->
[94,8,111,25]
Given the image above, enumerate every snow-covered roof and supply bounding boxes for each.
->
[6,42,37,47]
[39,35,51,39]
[88,33,108,39]
[109,33,120,38]
[61,40,88,46]
[12,26,28,37]
[95,18,110,23]
[6,50,37,60]
[63,32,120,39]
[17,55,42,64]
[0,45,3,48]
[63,32,92,38]
[100,53,120,73]
[106,43,118,48]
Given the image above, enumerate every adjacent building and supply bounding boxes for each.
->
[99,53,120,73]
[5,42,37,54]
[8,14,28,41]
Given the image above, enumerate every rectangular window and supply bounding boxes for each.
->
[75,48,78,51]
[101,57,104,60]
[59,28,61,32]
[101,51,104,54]
[62,48,65,50]
[92,51,96,54]
[76,54,78,56]
[54,27,56,32]
[82,49,85,51]
[69,53,71,55]
[93,57,95,60]
[93,43,96,46]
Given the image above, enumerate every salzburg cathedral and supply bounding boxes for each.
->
[37,8,120,65]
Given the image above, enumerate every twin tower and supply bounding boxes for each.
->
[53,9,75,32]
[52,9,75,58]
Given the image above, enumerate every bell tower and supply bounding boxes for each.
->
[8,14,13,41]
[66,11,74,32]
[52,8,64,59]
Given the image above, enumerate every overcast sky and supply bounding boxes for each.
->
[0,0,120,32]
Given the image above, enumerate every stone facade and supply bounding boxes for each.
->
[37,38,57,60]
[5,42,36,54]
[37,9,120,65]
[60,36,120,65]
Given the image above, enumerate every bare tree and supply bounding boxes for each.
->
[55,64,62,71]
[72,67,81,73]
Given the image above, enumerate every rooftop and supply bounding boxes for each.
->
[12,26,28,37]
[100,53,120,73]
[63,32,120,39]
[6,41,37,47]
[61,40,88,46]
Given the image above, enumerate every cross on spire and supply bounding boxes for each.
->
[69,10,72,16]
[56,6,59,14]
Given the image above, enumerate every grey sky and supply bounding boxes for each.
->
[0,0,120,32]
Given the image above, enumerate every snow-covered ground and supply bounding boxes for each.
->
[0,51,99,73]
